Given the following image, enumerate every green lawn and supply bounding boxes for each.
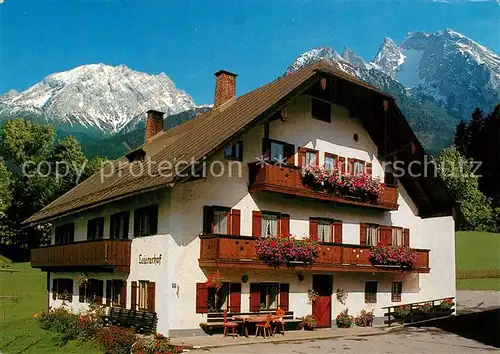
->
[0,262,99,354]
[455,231,500,291]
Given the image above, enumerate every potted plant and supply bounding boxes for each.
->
[435,298,454,316]
[206,271,223,290]
[413,302,433,321]
[393,305,411,323]
[299,315,317,330]
[307,289,319,304]
[354,309,375,327]
[336,309,353,328]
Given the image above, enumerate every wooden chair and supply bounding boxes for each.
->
[273,308,286,336]
[255,314,272,338]
[223,309,239,338]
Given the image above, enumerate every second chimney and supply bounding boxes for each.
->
[214,70,237,108]
[145,109,164,142]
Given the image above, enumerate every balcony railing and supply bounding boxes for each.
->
[199,234,430,273]
[248,162,398,210]
[31,239,131,271]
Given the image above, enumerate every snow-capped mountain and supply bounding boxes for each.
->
[0,64,197,135]
[288,29,499,119]
[285,29,500,153]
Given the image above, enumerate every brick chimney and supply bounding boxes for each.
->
[145,109,164,142]
[214,70,237,108]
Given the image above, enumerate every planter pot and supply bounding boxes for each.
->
[304,326,314,331]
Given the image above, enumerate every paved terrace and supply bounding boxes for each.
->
[170,326,385,349]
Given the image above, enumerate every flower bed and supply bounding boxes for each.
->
[255,235,320,268]
[300,166,384,202]
[369,245,419,268]
[35,304,179,353]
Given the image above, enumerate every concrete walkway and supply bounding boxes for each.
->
[170,327,386,349]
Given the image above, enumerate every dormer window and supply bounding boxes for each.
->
[125,148,146,163]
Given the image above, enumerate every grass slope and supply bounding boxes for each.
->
[0,262,99,354]
[455,231,500,291]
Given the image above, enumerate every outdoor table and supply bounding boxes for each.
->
[232,315,282,337]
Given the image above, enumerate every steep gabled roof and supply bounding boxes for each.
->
[24,61,451,224]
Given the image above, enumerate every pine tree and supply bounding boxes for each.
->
[466,108,484,161]
[454,120,468,156]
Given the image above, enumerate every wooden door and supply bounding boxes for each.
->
[312,274,332,328]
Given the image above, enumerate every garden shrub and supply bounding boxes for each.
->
[97,325,137,354]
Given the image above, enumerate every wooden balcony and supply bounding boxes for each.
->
[31,239,131,272]
[199,235,430,273]
[248,162,398,211]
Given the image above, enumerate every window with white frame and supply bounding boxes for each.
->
[262,213,279,237]
[305,151,317,166]
[318,219,333,243]
[366,225,379,246]
[392,228,403,246]
[324,155,335,170]
[213,209,229,234]
[354,161,364,175]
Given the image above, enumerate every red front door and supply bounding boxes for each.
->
[312,274,333,328]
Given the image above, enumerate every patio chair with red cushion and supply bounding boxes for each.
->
[255,314,272,338]
[223,309,239,338]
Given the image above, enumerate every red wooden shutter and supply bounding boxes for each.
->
[334,221,343,244]
[347,158,355,175]
[280,214,290,236]
[252,211,262,237]
[52,279,58,300]
[338,156,346,174]
[366,162,373,175]
[79,284,85,303]
[147,282,156,312]
[381,226,392,245]
[120,281,127,308]
[230,209,241,235]
[229,283,241,313]
[309,218,318,241]
[203,206,214,234]
[249,283,260,312]
[279,283,289,311]
[403,228,410,246]
[131,281,138,310]
[298,147,307,167]
[196,283,209,313]
[105,280,112,306]
[360,223,367,245]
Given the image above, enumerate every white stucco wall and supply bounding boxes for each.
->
[44,94,455,335]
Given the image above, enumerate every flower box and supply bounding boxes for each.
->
[300,166,384,204]
[369,245,419,268]
[256,236,320,268]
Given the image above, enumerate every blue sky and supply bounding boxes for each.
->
[1,1,498,104]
